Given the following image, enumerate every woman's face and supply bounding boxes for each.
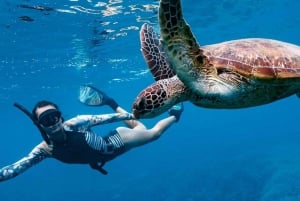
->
[36,105,66,143]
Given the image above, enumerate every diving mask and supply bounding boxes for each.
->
[38,109,62,127]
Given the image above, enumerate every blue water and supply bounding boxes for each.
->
[1,0,300,200]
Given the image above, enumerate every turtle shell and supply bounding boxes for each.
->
[203,39,300,79]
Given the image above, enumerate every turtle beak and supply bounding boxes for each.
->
[133,110,139,119]
[132,97,146,119]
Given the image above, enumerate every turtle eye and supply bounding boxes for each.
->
[196,55,204,65]
[135,97,146,111]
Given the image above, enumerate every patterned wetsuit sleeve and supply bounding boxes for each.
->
[64,113,135,131]
[0,142,51,182]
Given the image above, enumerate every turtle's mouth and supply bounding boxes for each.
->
[133,109,139,119]
[132,103,139,119]
[132,97,146,119]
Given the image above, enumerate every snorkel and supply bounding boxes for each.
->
[14,103,51,145]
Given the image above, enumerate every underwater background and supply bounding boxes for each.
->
[1,0,300,200]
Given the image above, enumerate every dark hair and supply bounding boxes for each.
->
[32,100,59,121]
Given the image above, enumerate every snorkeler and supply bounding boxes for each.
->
[0,85,183,181]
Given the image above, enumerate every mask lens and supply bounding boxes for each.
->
[38,109,61,127]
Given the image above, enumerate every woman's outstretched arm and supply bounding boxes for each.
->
[0,141,51,182]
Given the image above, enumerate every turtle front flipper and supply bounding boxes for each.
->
[140,23,176,81]
[159,0,199,50]
[159,0,210,94]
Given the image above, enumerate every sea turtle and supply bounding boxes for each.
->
[132,0,300,118]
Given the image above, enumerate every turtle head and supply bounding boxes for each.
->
[132,84,169,119]
[132,78,187,119]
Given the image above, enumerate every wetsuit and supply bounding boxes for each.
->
[0,112,134,181]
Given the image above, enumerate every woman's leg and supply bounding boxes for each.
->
[117,115,177,149]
